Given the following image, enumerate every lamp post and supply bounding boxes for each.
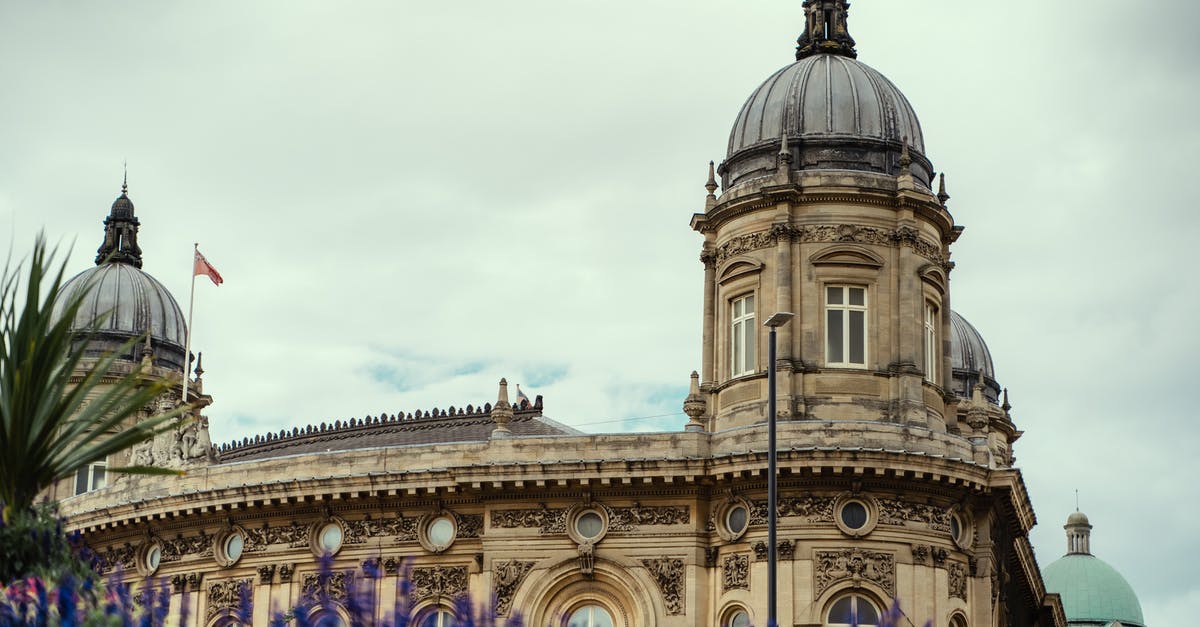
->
[763,311,793,627]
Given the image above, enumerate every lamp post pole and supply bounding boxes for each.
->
[764,311,793,627]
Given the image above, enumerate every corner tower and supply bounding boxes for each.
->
[692,1,963,437]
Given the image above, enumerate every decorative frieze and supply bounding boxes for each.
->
[607,505,689,531]
[410,566,468,601]
[456,513,484,538]
[722,554,749,591]
[715,223,945,266]
[302,571,348,603]
[206,579,251,619]
[246,521,309,551]
[97,544,135,573]
[877,499,952,532]
[493,560,535,616]
[814,548,895,597]
[161,530,213,562]
[750,496,836,525]
[949,562,968,600]
[641,558,685,615]
[490,507,568,534]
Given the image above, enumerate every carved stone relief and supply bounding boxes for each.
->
[877,499,952,532]
[206,579,251,619]
[949,562,968,601]
[493,560,536,616]
[257,564,275,585]
[170,572,200,593]
[246,521,309,551]
[778,540,795,561]
[455,513,484,538]
[641,558,685,615]
[410,566,468,601]
[302,571,348,603]
[749,496,836,525]
[911,544,929,566]
[814,548,896,597]
[752,541,769,561]
[97,544,136,573]
[279,564,294,583]
[723,554,749,591]
[129,398,212,469]
[704,547,719,568]
[490,507,568,534]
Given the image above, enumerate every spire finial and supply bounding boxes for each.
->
[491,378,514,438]
[937,172,950,205]
[705,161,718,199]
[122,161,128,195]
[899,137,912,169]
[778,131,793,167]
[1075,489,1079,512]
[796,0,858,60]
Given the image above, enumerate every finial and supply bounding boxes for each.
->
[796,0,858,60]
[937,173,950,205]
[705,161,718,199]
[899,137,912,169]
[194,352,205,380]
[1075,489,1079,512]
[140,334,153,367]
[491,378,513,438]
[1001,388,1011,413]
[778,132,793,169]
[122,161,128,195]
[683,371,707,432]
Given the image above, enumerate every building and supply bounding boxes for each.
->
[56,2,1068,625]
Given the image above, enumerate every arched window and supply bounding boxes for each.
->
[722,606,752,627]
[949,613,968,627]
[310,610,348,627]
[565,605,615,627]
[417,609,457,627]
[826,594,879,627]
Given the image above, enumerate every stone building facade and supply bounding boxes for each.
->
[55,2,1066,626]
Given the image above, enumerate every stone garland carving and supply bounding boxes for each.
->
[170,572,200,593]
[606,505,690,532]
[704,547,719,568]
[161,530,214,562]
[778,540,795,561]
[932,547,949,567]
[722,554,749,592]
[749,496,836,525]
[641,558,685,616]
[257,564,276,585]
[714,223,946,266]
[302,571,349,603]
[493,560,535,616]
[814,549,896,598]
[246,521,310,551]
[455,513,484,538]
[949,562,968,601]
[383,558,401,576]
[279,564,295,583]
[490,508,568,534]
[386,517,420,543]
[97,544,136,573]
[361,558,381,578]
[206,579,251,619]
[410,566,468,601]
[911,544,930,566]
[877,499,952,532]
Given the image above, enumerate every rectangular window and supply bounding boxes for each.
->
[826,285,867,367]
[924,302,939,383]
[74,461,107,496]
[731,295,756,376]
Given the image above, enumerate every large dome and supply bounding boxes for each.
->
[723,53,932,189]
[1043,555,1145,626]
[52,185,189,372]
[949,311,1001,403]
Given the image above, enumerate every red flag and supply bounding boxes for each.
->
[194,249,224,286]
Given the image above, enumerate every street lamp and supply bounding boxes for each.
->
[763,311,793,627]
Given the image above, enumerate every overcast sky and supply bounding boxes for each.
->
[2,1,1196,623]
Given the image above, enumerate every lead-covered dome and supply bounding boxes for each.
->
[1043,512,1146,626]
[949,311,1001,403]
[722,1,933,189]
[52,185,188,372]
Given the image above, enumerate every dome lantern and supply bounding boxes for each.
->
[95,175,143,268]
[795,0,857,60]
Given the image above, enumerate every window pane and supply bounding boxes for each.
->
[576,512,604,539]
[828,597,854,622]
[732,322,743,374]
[75,468,89,495]
[827,310,843,363]
[743,295,754,314]
[849,287,865,306]
[857,600,879,623]
[743,321,755,371]
[849,310,865,363]
[733,298,743,317]
[92,465,107,490]
[729,610,751,627]
[827,286,843,305]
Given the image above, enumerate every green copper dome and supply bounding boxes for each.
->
[1043,554,1145,626]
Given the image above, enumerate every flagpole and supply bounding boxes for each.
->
[182,242,198,404]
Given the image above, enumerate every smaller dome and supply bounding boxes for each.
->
[949,311,1001,403]
[1043,555,1145,627]
[109,192,135,219]
[1067,511,1091,526]
[53,263,188,371]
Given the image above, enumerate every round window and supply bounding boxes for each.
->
[428,516,456,549]
[726,504,749,535]
[950,514,961,541]
[566,605,614,627]
[576,511,604,540]
[144,543,161,573]
[225,532,245,563]
[319,522,343,554]
[840,501,868,529]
